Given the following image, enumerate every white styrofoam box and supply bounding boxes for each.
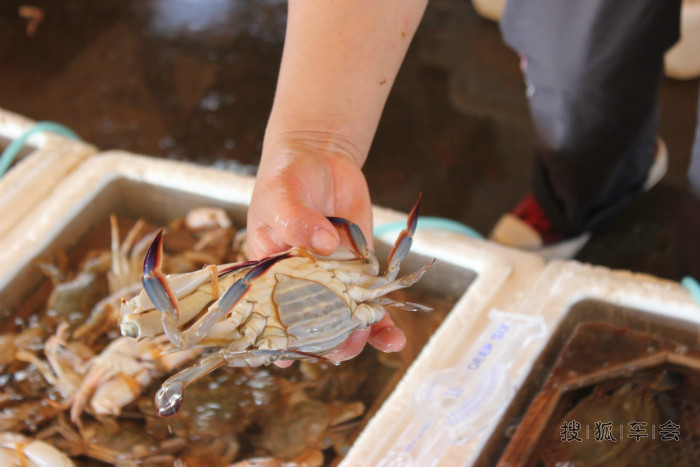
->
[0,108,97,239]
[510,261,700,332]
[344,245,546,464]
[470,261,700,465]
[344,236,546,463]
[0,150,547,466]
[346,260,700,466]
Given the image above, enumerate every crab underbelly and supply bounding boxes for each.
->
[273,275,359,354]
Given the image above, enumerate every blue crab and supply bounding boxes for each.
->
[119,197,434,416]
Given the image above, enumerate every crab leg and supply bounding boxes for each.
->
[348,258,435,302]
[384,194,422,282]
[141,230,186,346]
[324,216,381,279]
[121,261,259,340]
[171,280,252,348]
[136,260,257,309]
[140,230,269,347]
[110,215,147,280]
[327,216,372,260]
[376,297,433,312]
[159,253,291,348]
[155,346,320,417]
[189,255,289,341]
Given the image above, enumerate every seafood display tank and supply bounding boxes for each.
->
[0,153,489,465]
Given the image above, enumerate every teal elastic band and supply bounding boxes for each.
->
[374,216,484,239]
[0,121,81,177]
[681,276,700,305]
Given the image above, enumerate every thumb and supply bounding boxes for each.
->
[272,196,340,256]
[248,182,341,259]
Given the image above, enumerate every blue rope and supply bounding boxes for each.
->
[374,216,484,239]
[681,276,700,305]
[0,121,81,177]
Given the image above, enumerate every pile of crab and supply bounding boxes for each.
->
[1,200,434,466]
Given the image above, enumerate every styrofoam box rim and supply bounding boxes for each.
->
[0,108,98,238]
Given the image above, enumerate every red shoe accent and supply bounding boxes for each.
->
[510,193,563,245]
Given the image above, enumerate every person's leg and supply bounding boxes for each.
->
[676,86,700,280]
[499,0,681,239]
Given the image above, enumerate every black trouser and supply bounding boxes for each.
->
[678,90,700,279]
[500,0,686,238]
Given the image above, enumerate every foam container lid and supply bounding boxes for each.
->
[0,108,97,239]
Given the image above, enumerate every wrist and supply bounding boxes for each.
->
[262,114,368,169]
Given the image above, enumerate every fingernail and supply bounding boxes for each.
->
[312,228,336,254]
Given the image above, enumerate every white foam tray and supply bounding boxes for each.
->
[0,108,97,239]
[460,261,699,465]
[0,150,548,465]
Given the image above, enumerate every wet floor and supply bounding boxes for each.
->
[1,0,698,280]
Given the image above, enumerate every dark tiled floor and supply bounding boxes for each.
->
[1,0,698,280]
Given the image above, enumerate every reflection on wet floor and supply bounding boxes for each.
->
[0,0,698,279]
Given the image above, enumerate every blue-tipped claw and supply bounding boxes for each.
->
[215,253,291,315]
[142,229,180,321]
[143,230,163,274]
[215,278,250,314]
[387,194,422,271]
[327,217,370,258]
[407,194,421,233]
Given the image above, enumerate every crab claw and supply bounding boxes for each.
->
[154,343,322,417]
[327,216,371,259]
[213,253,291,316]
[142,230,183,347]
[386,194,422,280]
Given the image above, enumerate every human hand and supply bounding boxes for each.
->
[247,140,406,365]
[247,144,371,260]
